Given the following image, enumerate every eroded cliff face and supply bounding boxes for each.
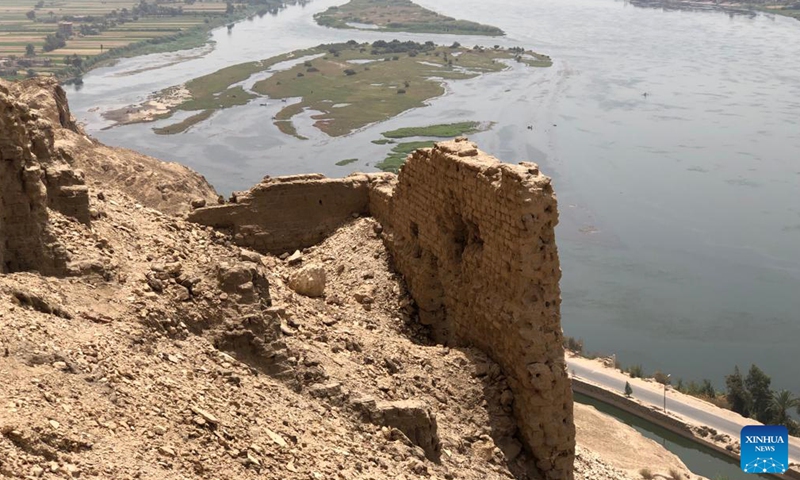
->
[6,78,219,217]
[0,79,90,275]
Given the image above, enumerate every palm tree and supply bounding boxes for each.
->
[769,390,799,426]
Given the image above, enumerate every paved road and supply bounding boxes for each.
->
[568,358,800,465]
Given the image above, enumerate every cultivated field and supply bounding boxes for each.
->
[0,0,251,78]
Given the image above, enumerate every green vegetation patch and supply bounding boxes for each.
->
[371,139,394,145]
[376,140,435,173]
[180,85,255,111]
[152,109,214,135]
[516,52,553,68]
[314,0,504,36]
[0,0,289,80]
[336,158,359,166]
[180,48,320,111]
[381,121,484,139]
[252,41,542,137]
[130,41,549,136]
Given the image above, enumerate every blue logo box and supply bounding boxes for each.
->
[740,425,788,474]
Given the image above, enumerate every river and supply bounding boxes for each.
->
[65,0,800,392]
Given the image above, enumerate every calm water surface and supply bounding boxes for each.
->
[66,0,800,391]
[576,393,773,480]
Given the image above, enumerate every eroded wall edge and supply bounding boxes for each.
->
[188,139,575,479]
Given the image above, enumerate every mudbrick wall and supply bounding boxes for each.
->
[371,139,574,479]
[0,79,90,274]
[190,138,575,479]
[188,173,392,255]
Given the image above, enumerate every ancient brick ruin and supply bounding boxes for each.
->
[373,140,574,479]
[0,79,90,275]
[190,138,575,479]
[188,173,384,255]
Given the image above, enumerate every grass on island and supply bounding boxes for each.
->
[153,109,214,135]
[275,120,308,140]
[314,0,503,36]
[376,140,435,173]
[758,5,800,20]
[371,138,394,144]
[138,40,550,136]
[0,0,287,79]
[517,52,553,68]
[381,121,485,139]
[251,41,546,137]
[336,158,359,166]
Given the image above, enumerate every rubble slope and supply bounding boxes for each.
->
[0,79,699,480]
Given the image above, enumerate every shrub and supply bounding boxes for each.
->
[653,371,671,385]
[668,468,683,480]
[343,69,356,76]
[627,364,644,378]
[639,468,653,480]
[397,89,406,94]
[563,336,583,354]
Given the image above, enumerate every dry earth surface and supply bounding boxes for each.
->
[0,77,702,480]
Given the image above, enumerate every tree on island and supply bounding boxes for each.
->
[624,381,633,397]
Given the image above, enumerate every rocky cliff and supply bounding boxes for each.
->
[6,78,218,217]
[0,80,699,480]
[0,79,90,275]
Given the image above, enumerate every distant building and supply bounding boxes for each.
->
[58,22,73,37]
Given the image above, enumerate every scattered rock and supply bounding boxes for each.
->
[288,263,326,298]
[375,400,441,461]
[266,428,288,448]
[158,446,176,458]
[190,406,220,427]
[286,250,303,265]
[353,284,376,305]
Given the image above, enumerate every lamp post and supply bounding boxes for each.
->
[663,373,671,413]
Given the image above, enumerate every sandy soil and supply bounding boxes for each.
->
[101,85,189,127]
[574,403,701,479]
